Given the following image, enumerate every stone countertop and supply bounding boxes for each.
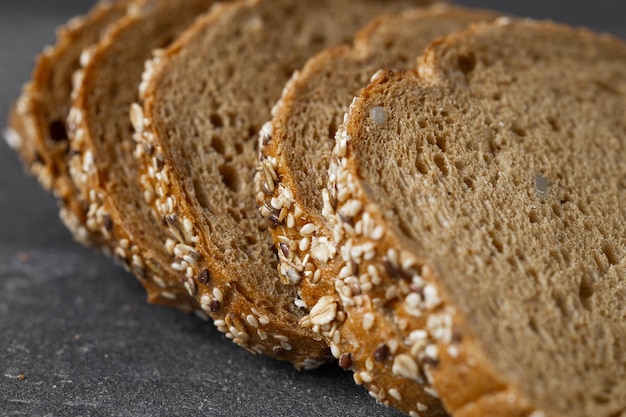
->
[0,1,623,416]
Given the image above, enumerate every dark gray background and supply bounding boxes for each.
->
[0,1,624,417]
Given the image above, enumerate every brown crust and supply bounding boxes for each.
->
[255,5,502,416]
[7,0,132,247]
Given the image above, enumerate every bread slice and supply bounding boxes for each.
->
[134,0,439,368]
[6,0,131,246]
[254,4,501,414]
[325,19,626,417]
[67,0,217,312]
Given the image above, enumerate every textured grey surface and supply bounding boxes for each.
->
[0,1,623,417]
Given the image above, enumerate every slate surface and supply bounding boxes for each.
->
[0,1,623,417]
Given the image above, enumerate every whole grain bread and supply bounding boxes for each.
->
[326,19,626,417]
[134,0,439,368]
[67,0,217,312]
[6,0,131,246]
[254,5,501,415]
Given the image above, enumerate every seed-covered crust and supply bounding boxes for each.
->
[67,0,217,312]
[134,0,440,368]
[255,5,500,415]
[328,20,626,417]
[6,0,133,247]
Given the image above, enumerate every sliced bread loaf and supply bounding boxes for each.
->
[134,0,438,368]
[254,5,500,415]
[6,0,131,246]
[66,0,217,312]
[326,19,626,417]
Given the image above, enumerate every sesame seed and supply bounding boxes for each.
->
[392,354,421,382]
[336,311,346,322]
[212,288,224,302]
[368,390,380,401]
[293,204,304,219]
[405,292,422,309]
[183,255,198,266]
[370,69,386,83]
[529,412,546,417]
[246,315,259,328]
[330,343,341,358]
[130,103,144,131]
[341,199,362,218]
[423,284,442,309]
[388,388,402,402]
[259,315,270,325]
[365,358,374,371]
[286,213,295,229]
[300,223,316,236]
[270,197,283,210]
[447,345,459,358]
[387,248,399,267]
[362,313,375,331]
[424,344,439,361]
[280,342,292,351]
[153,276,167,289]
[161,291,176,300]
[370,225,384,241]
[417,402,429,412]
[257,329,268,340]
[301,253,310,268]
[360,371,373,383]
[424,387,439,398]
[339,265,352,279]
[335,138,348,158]
[183,217,194,233]
[401,253,418,270]
[299,237,310,252]
[131,254,144,269]
[353,372,363,385]
[184,275,195,294]
[337,187,350,204]
[277,235,290,245]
